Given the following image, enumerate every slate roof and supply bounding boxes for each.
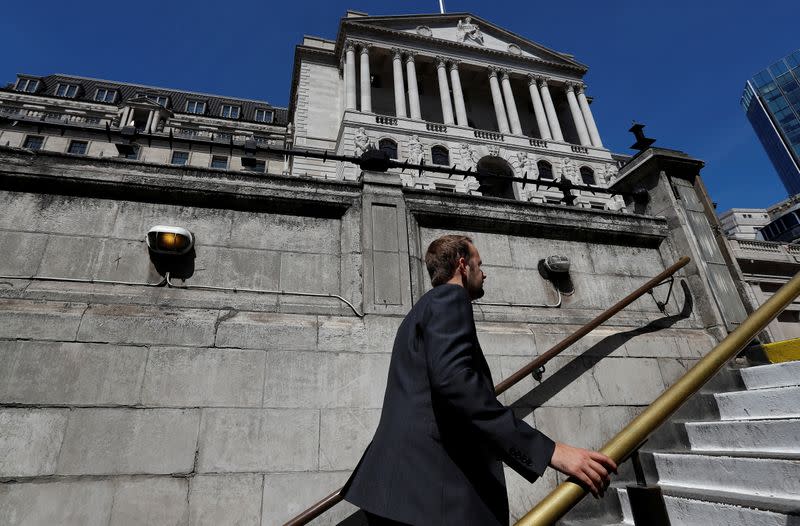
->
[4,73,288,126]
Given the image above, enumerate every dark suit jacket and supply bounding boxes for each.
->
[342,284,555,525]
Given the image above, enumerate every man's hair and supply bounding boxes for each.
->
[425,235,473,287]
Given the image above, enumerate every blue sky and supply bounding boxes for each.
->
[2,0,798,213]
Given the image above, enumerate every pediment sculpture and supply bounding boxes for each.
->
[353,127,374,156]
[457,17,484,46]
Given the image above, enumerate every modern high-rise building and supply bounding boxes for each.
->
[741,49,800,195]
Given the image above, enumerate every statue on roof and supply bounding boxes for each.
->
[457,17,484,46]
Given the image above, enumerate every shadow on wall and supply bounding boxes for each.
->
[511,279,694,416]
[148,247,196,280]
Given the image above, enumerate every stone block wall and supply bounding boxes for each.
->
[0,150,733,524]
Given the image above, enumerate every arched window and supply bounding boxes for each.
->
[378,138,397,160]
[537,160,553,180]
[476,156,516,199]
[580,166,596,185]
[431,145,449,166]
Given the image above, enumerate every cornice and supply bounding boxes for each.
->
[335,20,588,75]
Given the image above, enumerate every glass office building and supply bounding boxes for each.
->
[741,49,800,195]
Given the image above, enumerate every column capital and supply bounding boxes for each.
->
[488,66,500,79]
[447,59,461,71]
[404,51,418,64]
[391,47,405,59]
[537,76,550,88]
[358,42,372,55]
[564,81,578,93]
[500,69,511,81]
[344,39,356,53]
[435,56,448,69]
[576,83,587,95]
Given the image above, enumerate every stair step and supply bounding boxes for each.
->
[660,484,800,517]
[662,495,799,526]
[652,452,800,500]
[715,385,800,420]
[685,418,800,453]
[741,360,800,390]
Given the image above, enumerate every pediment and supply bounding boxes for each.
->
[344,13,585,70]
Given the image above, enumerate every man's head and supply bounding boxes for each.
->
[425,234,487,300]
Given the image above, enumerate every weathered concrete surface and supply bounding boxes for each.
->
[189,474,263,526]
[0,409,68,477]
[0,479,115,526]
[56,408,200,475]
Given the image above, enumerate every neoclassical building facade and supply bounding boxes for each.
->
[289,11,623,209]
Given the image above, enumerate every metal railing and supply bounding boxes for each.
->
[516,267,800,525]
[283,256,691,526]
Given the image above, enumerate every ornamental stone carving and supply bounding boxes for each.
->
[407,135,424,165]
[516,152,538,178]
[488,145,500,157]
[560,157,577,181]
[604,163,619,181]
[353,127,373,156]
[507,43,522,55]
[457,17,484,45]
[459,142,479,170]
[416,25,433,37]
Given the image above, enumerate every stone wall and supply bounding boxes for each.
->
[0,147,735,524]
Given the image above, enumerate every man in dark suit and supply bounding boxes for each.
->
[342,235,617,525]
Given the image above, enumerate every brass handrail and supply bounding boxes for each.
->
[283,256,691,526]
[516,269,800,526]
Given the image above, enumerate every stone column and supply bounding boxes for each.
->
[405,53,422,120]
[577,84,603,147]
[344,41,357,110]
[527,75,551,140]
[488,68,510,134]
[539,77,563,141]
[119,107,131,127]
[565,82,591,146]
[500,70,522,135]
[449,61,468,127]
[150,112,160,133]
[435,56,455,125]
[144,110,154,133]
[391,48,407,118]
[359,43,372,113]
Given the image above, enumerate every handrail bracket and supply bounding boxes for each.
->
[647,276,675,314]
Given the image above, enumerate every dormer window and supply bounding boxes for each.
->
[15,78,39,93]
[185,100,206,114]
[94,88,117,103]
[144,94,169,107]
[221,104,240,119]
[254,108,273,123]
[55,83,79,98]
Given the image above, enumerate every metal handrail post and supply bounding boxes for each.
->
[516,269,800,526]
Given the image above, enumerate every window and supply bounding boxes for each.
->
[580,166,596,185]
[15,78,39,93]
[254,109,273,123]
[171,151,189,165]
[211,155,228,169]
[220,104,240,119]
[55,83,79,98]
[185,100,206,114]
[121,144,140,160]
[589,202,605,210]
[378,138,397,160]
[67,140,88,155]
[94,88,117,103]
[23,135,44,150]
[144,94,169,107]
[431,146,449,166]
[537,160,553,179]
[243,159,266,172]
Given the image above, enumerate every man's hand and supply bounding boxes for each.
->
[548,442,618,498]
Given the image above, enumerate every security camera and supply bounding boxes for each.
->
[146,226,193,255]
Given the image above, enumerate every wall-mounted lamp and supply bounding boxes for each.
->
[539,254,574,296]
[146,226,193,255]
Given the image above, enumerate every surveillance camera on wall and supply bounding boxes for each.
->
[146,226,193,255]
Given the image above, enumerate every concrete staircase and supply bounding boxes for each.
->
[561,360,800,526]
